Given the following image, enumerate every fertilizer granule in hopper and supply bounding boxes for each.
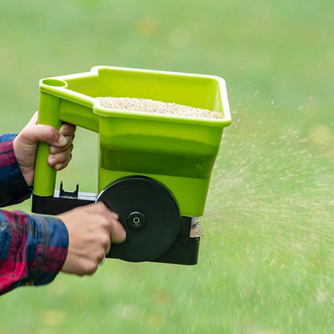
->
[97,97,222,119]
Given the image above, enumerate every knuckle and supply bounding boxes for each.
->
[49,145,55,154]
[46,126,58,139]
[93,202,109,217]
[60,151,69,161]
[101,203,109,213]
[101,216,111,227]
[85,204,97,214]
[63,123,75,133]
[85,261,98,275]
[96,202,105,210]
[110,211,119,219]
[59,161,68,170]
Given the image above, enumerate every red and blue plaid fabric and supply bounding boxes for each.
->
[0,133,68,296]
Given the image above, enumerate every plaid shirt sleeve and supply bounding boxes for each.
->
[0,133,31,206]
[0,134,69,296]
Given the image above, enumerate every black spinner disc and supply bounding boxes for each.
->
[97,177,181,262]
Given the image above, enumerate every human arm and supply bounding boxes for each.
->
[0,113,125,295]
[0,203,125,296]
[0,125,71,295]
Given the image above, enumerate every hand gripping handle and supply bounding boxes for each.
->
[33,78,99,197]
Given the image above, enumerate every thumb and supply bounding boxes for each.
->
[26,111,39,127]
[22,124,68,147]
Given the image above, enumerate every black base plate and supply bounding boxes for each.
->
[32,178,200,265]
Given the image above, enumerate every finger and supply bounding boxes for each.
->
[59,123,76,137]
[105,238,112,254]
[99,204,120,223]
[49,136,73,154]
[94,203,122,242]
[48,147,73,166]
[110,211,119,219]
[54,154,72,171]
[26,111,39,127]
[110,217,126,244]
[22,124,68,147]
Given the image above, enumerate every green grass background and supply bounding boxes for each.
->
[0,0,334,333]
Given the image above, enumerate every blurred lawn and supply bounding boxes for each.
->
[0,0,334,333]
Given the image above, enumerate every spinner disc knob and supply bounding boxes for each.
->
[97,177,180,262]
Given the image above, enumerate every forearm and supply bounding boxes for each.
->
[0,134,31,207]
[0,209,68,296]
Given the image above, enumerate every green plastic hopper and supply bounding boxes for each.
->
[34,66,231,217]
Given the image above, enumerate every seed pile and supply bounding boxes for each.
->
[97,97,221,119]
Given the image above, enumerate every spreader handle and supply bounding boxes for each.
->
[34,92,63,196]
